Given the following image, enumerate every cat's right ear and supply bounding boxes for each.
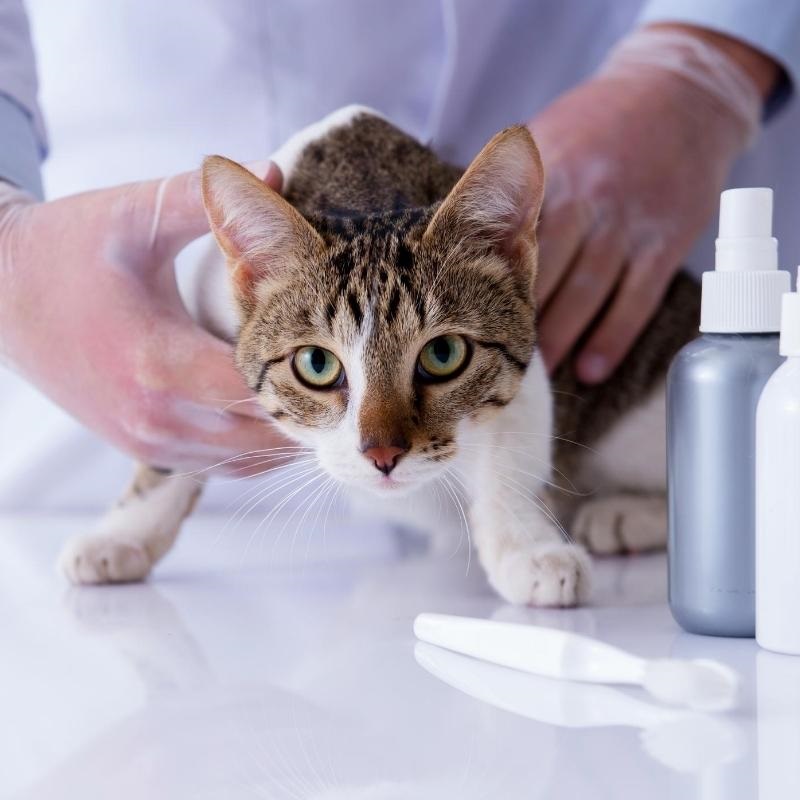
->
[201,156,325,312]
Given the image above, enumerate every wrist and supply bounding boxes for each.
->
[0,183,36,367]
[599,25,764,149]
[646,22,780,102]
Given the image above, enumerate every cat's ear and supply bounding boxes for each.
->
[423,126,544,293]
[201,155,324,311]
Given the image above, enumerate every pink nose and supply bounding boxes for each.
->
[362,444,407,476]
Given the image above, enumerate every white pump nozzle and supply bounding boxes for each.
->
[700,188,789,333]
[718,188,773,239]
[715,188,777,273]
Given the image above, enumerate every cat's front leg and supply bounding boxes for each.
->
[472,480,591,607]
[468,362,591,607]
[59,463,204,585]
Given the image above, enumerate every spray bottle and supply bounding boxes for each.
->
[667,188,790,637]
[756,285,800,655]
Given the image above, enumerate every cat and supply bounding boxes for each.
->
[59,106,699,606]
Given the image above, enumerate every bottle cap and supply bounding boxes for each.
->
[779,286,800,356]
[700,188,790,333]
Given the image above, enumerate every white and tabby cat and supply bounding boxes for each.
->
[59,106,699,606]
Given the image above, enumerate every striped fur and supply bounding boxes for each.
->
[61,107,700,607]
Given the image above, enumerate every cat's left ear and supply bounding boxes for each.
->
[423,126,544,295]
[201,155,325,314]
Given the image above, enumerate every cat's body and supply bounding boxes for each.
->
[60,106,699,605]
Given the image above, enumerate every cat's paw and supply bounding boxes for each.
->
[573,494,667,555]
[488,542,591,607]
[59,534,152,585]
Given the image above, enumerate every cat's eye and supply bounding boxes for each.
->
[293,346,343,388]
[417,335,470,381]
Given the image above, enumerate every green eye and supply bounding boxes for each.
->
[293,346,343,388]
[418,335,469,380]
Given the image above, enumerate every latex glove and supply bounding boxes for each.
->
[530,25,774,382]
[0,164,291,473]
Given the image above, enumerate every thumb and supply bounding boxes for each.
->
[150,160,283,258]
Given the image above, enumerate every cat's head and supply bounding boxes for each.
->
[201,126,543,496]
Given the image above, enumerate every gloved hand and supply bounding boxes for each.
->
[529,25,776,382]
[0,163,291,472]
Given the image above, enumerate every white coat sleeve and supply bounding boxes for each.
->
[0,0,46,198]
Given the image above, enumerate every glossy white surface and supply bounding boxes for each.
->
[1,512,799,799]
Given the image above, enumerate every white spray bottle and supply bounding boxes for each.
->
[756,281,800,655]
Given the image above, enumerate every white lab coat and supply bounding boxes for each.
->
[1,0,799,510]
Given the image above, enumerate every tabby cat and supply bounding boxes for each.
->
[59,106,699,606]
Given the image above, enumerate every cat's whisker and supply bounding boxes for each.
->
[244,722,319,800]
[259,725,325,800]
[491,471,573,545]
[457,441,583,493]
[458,443,588,497]
[220,462,322,547]
[300,479,339,571]
[212,463,315,549]
[218,453,316,479]
[459,442,575,488]
[488,480,556,552]
[550,388,589,401]
[441,471,472,573]
[432,479,445,519]
[444,469,473,563]
[485,429,600,455]
[219,458,316,525]
[174,446,313,479]
[287,476,333,569]
[214,396,264,416]
[433,476,461,560]
[260,469,326,563]
[304,478,339,566]
[209,455,317,485]
[224,460,319,525]
[237,466,323,543]
[321,481,343,556]
[494,463,590,498]
[232,721,307,800]
[533,489,576,545]
[289,708,337,799]
[436,474,461,559]
[260,469,325,560]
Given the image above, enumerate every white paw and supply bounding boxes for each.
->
[488,542,592,607]
[59,533,152,585]
[573,494,667,555]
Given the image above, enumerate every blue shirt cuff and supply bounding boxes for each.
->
[0,92,43,199]
[638,0,800,113]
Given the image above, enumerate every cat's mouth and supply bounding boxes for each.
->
[364,471,421,496]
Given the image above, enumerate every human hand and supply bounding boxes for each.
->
[530,25,777,382]
[0,163,292,472]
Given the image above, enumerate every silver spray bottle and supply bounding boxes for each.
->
[667,188,789,637]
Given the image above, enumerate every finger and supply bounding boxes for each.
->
[535,204,584,306]
[178,330,274,421]
[164,414,295,475]
[574,253,675,383]
[536,234,626,372]
[152,160,283,257]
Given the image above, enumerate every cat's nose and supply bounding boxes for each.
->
[361,441,408,475]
